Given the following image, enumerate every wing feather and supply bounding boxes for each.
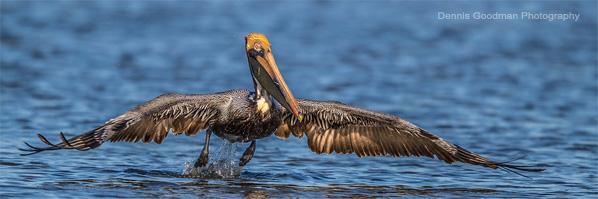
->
[275,99,544,174]
[20,90,248,155]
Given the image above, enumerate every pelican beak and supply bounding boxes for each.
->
[246,33,302,120]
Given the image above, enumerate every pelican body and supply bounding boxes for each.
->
[20,33,543,175]
[210,91,282,143]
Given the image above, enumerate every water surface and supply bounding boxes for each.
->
[1,1,597,198]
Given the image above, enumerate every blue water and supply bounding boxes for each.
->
[1,1,597,198]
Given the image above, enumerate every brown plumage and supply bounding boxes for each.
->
[22,89,278,152]
[22,90,239,152]
[20,32,543,176]
[274,100,541,173]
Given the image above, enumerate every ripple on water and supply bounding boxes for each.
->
[1,1,597,198]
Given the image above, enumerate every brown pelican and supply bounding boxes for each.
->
[20,32,543,175]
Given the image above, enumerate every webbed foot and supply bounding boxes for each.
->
[239,141,256,166]
[195,149,209,167]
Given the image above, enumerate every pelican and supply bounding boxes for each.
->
[20,32,543,175]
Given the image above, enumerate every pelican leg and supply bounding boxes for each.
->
[194,131,212,167]
[239,140,256,166]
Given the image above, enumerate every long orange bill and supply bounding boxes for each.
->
[248,49,302,120]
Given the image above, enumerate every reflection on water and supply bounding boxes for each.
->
[48,175,500,198]
[1,1,597,198]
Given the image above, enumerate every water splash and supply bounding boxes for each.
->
[181,140,242,178]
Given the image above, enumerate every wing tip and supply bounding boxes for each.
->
[496,163,546,179]
[20,130,102,155]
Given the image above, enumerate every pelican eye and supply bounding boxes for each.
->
[253,42,262,51]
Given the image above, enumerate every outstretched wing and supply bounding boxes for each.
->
[20,90,247,155]
[275,99,543,174]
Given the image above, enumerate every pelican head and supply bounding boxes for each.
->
[245,32,302,120]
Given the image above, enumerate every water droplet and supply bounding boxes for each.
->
[181,140,242,178]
